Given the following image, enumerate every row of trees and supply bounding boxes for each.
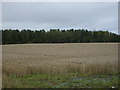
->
[2,29,120,44]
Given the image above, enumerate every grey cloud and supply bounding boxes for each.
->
[2,2,118,33]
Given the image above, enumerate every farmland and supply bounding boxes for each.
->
[2,43,119,88]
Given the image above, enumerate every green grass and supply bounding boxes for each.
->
[3,72,119,88]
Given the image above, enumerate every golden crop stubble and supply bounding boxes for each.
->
[2,43,118,76]
[0,45,2,89]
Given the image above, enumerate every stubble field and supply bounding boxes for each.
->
[2,43,119,88]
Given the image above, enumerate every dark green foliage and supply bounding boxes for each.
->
[2,29,120,44]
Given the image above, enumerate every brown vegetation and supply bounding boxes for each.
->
[2,43,119,88]
[2,43,118,76]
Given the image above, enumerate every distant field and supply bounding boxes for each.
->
[2,43,119,88]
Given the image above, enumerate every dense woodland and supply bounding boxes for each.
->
[2,29,120,44]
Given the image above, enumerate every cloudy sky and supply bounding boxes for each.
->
[2,2,118,34]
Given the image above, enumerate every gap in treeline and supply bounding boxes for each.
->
[2,29,120,44]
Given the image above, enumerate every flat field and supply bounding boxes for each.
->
[2,43,119,88]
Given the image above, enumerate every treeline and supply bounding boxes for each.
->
[2,29,120,44]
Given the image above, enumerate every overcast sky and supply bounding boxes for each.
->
[2,2,118,34]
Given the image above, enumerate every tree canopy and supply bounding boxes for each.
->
[2,29,120,44]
